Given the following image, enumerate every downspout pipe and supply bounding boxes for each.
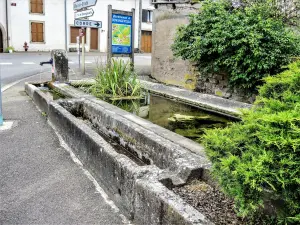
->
[5,0,9,47]
[65,0,68,51]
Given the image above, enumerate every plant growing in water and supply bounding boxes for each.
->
[90,59,141,100]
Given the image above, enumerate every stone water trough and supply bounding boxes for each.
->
[25,80,251,225]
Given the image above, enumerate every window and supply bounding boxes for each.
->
[30,0,44,14]
[31,22,44,43]
[142,10,153,23]
[70,27,86,44]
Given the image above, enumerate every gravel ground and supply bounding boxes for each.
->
[173,180,267,225]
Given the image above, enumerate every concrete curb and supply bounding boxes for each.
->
[25,82,51,114]
[140,80,252,118]
[25,82,214,225]
[69,79,252,118]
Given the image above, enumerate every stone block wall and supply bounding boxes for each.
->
[196,73,256,103]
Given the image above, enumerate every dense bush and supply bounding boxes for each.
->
[202,61,300,223]
[240,0,300,25]
[172,0,300,90]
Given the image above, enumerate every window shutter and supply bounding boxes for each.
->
[31,0,37,13]
[31,0,43,14]
[31,22,44,42]
[37,0,43,13]
[31,22,37,42]
[37,23,44,42]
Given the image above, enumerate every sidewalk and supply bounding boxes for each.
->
[0,73,127,224]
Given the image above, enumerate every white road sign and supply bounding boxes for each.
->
[75,8,94,19]
[74,19,102,28]
[73,0,97,11]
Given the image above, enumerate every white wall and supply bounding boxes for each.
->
[4,0,153,52]
[10,0,65,51]
[0,0,8,51]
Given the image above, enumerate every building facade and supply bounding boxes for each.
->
[0,0,153,53]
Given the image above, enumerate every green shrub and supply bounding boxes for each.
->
[172,0,300,90]
[90,59,141,100]
[202,61,300,223]
[5,46,14,52]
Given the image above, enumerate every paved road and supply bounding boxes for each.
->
[0,74,129,224]
[0,52,151,87]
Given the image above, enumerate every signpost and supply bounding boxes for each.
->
[73,0,100,75]
[74,19,102,28]
[107,5,135,68]
[74,8,94,19]
[73,0,97,11]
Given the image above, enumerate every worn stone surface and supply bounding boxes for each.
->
[81,99,210,183]
[152,4,200,88]
[52,82,211,164]
[51,49,69,82]
[140,80,252,117]
[25,82,214,225]
[196,73,257,103]
[135,179,213,225]
[47,100,159,220]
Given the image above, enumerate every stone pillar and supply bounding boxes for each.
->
[151,3,200,89]
[51,49,69,82]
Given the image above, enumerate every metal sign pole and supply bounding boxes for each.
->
[131,8,135,70]
[77,36,81,71]
[107,5,112,65]
[0,65,3,126]
[82,33,85,75]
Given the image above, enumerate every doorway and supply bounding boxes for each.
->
[90,28,99,50]
[141,31,152,53]
[0,28,3,53]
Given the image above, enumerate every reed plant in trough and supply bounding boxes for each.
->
[90,58,141,100]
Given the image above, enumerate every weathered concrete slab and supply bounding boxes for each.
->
[52,83,210,158]
[25,82,214,225]
[140,80,252,117]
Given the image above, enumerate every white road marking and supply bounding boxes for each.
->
[85,61,92,64]
[1,71,50,92]
[0,121,14,131]
[0,62,13,65]
[22,62,35,65]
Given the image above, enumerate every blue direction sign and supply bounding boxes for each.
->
[74,19,102,28]
[73,0,97,11]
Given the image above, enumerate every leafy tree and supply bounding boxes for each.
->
[172,0,300,90]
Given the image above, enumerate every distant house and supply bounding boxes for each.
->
[0,0,153,53]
